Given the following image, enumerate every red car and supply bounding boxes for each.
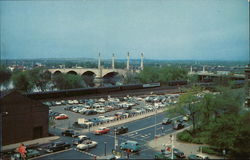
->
[55,114,69,120]
[94,127,111,135]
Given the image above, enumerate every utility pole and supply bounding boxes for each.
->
[154,109,157,138]
[140,53,144,70]
[114,128,118,150]
[112,53,115,70]
[127,52,130,70]
[98,52,101,69]
[104,142,107,156]
[171,134,174,160]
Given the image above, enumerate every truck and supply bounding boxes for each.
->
[75,118,93,128]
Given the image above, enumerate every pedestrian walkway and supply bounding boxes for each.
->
[2,136,60,152]
[147,128,223,159]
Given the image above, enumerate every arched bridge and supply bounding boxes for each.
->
[48,68,129,78]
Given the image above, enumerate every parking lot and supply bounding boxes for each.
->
[48,94,180,131]
[4,93,190,160]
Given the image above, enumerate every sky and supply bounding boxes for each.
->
[0,0,249,61]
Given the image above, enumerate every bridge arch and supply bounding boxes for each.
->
[54,70,62,75]
[103,72,119,78]
[81,71,96,87]
[67,70,78,75]
[82,71,96,77]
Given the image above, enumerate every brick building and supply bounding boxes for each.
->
[0,90,49,145]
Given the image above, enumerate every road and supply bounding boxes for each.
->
[36,111,189,159]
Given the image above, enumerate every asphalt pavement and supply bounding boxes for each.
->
[35,111,189,160]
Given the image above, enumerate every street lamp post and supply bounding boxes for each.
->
[114,128,118,150]
[154,109,157,138]
[170,134,174,160]
[104,142,107,156]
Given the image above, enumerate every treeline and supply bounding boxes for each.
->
[170,86,249,158]
[1,66,191,93]
[124,66,190,85]
[0,67,87,92]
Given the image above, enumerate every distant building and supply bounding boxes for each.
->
[0,90,49,145]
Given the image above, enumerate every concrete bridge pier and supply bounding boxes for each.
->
[94,76,103,87]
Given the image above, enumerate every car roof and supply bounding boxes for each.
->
[78,135,87,138]
[126,140,138,144]
[117,126,127,128]
[196,154,209,158]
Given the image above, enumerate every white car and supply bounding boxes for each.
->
[73,100,79,104]
[78,135,89,140]
[79,108,88,114]
[96,108,106,114]
[55,101,62,105]
[76,140,98,150]
[68,100,74,104]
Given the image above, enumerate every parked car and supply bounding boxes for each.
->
[55,114,68,120]
[154,149,176,160]
[13,149,41,159]
[76,140,98,150]
[89,117,102,123]
[96,108,106,114]
[120,140,140,152]
[115,126,128,135]
[62,130,79,137]
[182,115,190,121]
[188,154,209,159]
[162,118,172,125]
[46,141,71,152]
[173,122,184,130]
[72,135,90,145]
[85,110,97,115]
[55,101,62,105]
[64,106,74,110]
[173,148,185,158]
[94,127,111,135]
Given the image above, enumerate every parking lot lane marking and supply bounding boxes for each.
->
[29,148,73,160]
[105,134,148,143]
[123,115,183,136]
[74,148,99,157]
[130,134,142,138]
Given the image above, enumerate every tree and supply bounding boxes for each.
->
[138,67,160,83]
[138,66,188,85]
[169,86,202,133]
[0,66,11,84]
[187,74,199,84]
[29,68,51,91]
[52,73,86,90]
[12,71,33,92]
[123,72,140,84]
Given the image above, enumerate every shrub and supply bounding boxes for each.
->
[177,130,193,142]
[201,146,222,156]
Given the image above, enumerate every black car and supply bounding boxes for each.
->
[46,141,71,152]
[64,106,74,111]
[85,110,97,115]
[173,148,185,158]
[62,130,79,137]
[162,118,172,125]
[115,126,128,135]
[173,122,185,130]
